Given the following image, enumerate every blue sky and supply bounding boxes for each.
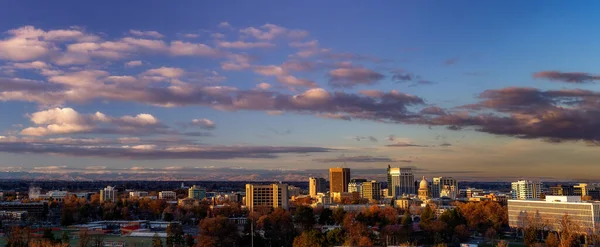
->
[0,1,600,181]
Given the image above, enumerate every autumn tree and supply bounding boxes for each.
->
[545,233,559,247]
[558,214,580,247]
[185,234,194,247]
[342,212,373,246]
[292,230,325,247]
[61,232,70,246]
[496,240,508,247]
[6,227,31,247]
[454,224,471,243]
[523,226,538,246]
[257,208,295,247]
[332,207,346,225]
[197,216,239,247]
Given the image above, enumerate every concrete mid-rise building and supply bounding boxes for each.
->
[511,180,542,200]
[309,177,328,197]
[100,186,117,202]
[329,168,351,193]
[159,191,176,200]
[362,181,381,200]
[389,167,415,198]
[188,185,206,200]
[432,177,458,198]
[508,196,600,233]
[129,191,149,198]
[245,183,289,212]
[348,178,367,198]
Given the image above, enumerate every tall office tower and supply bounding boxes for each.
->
[511,180,543,200]
[387,165,392,197]
[188,185,206,200]
[245,183,289,212]
[329,167,351,193]
[389,167,415,198]
[549,185,575,196]
[309,177,328,197]
[348,178,367,197]
[100,186,117,202]
[362,180,381,200]
[432,177,459,198]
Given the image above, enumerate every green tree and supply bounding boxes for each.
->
[166,223,184,246]
[420,204,435,229]
[61,208,75,226]
[401,210,413,229]
[294,206,316,230]
[61,231,70,246]
[332,207,346,225]
[185,234,194,247]
[292,230,325,247]
[42,228,55,242]
[152,233,163,247]
[326,228,344,246]
[318,208,334,225]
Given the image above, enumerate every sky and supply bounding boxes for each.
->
[1,1,600,181]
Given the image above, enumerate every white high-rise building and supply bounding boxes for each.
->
[508,196,600,233]
[389,167,415,198]
[432,177,458,198]
[245,183,288,211]
[100,186,117,202]
[511,180,542,200]
[188,185,206,200]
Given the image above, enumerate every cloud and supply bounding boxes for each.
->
[190,118,216,129]
[444,58,458,65]
[218,22,232,28]
[385,142,429,147]
[217,40,275,49]
[412,87,600,144]
[256,82,271,90]
[0,141,334,160]
[143,67,185,78]
[533,71,600,83]
[125,60,143,68]
[129,30,164,38]
[240,24,287,40]
[328,66,384,88]
[314,155,394,163]
[183,33,199,38]
[352,136,378,142]
[316,113,351,121]
[439,143,452,147]
[168,41,221,57]
[19,107,166,136]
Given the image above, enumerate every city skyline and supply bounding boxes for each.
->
[2,1,600,181]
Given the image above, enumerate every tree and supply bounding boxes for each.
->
[318,208,334,225]
[454,224,471,243]
[153,233,163,247]
[496,240,508,247]
[294,206,316,230]
[198,216,239,247]
[545,233,559,247]
[185,234,194,247]
[420,204,435,230]
[7,227,31,247]
[484,227,497,243]
[42,228,55,242]
[523,226,538,247]
[77,230,91,247]
[326,228,344,246]
[61,232,70,246]
[292,230,325,247]
[333,207,346,225]
[166,223,184,246]
[401,210,413,229]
